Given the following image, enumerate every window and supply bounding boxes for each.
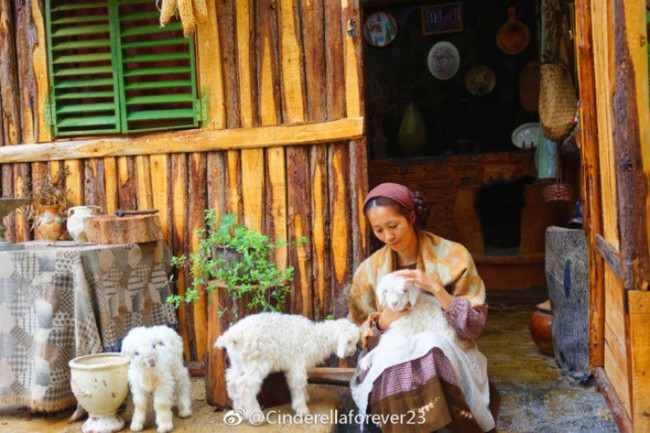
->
[45,0,202,137]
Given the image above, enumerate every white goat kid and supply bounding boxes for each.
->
[121,326,192,433]
[215,312,360,420]
[358,272,457,370]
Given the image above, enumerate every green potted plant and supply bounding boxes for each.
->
[167,210,306,407]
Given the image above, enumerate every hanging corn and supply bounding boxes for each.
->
[158,0,207,38]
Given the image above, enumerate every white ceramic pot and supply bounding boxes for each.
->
[69,353,129,433]
[67,205,102,242]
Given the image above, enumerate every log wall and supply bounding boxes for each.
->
[0,0,368,365]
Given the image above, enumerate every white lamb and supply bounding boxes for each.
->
[121,326,192,433]
[214,312,360,420]
[358,272,457,370]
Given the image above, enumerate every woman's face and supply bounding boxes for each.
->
[366,205,417,255]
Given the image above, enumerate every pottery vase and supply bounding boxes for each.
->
[35,205,65,242]
[69,353,129,433]
[397,103,427,155]
[529,301,554,355]
[67,205,102,243]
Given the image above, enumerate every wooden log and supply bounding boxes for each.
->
[30,161,47,239]
[596,234,622,282]
[286,146,312,316]
[629,290,650,432]
[196,0,225,130]
[593,366,633,433]
[189,153,207,363]
[310,145,331,320]
[235,0,257,128]
[0,118,365,163]
[329,143,352,318]
[84,159,107,211]
[342,0,363,119]
[278,0,305,123]
[85,214,163,245]
[324,0,345,119]
[256,0,282,126]
[241,150,264,232]
[103,158,118,215]
[64,160,83,209]
[150,155,171,244]
[612,0,650,292]
[350,138,369,265]
[207,152,227,215]
[0,0,22,147]
[226,151,242,220]
[135,156,153,210]
[300,0,326,122]
[265,148,287,271]
[216,0,240,129]
[117,157,137,211]
[205,285,231,406]
[12,164,30,241]
[171,154,191,361]
[15,0,50,144]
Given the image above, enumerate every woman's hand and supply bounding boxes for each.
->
[393,269,453,310]
[378,305,412,330]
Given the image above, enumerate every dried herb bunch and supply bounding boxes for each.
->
[29,168,70,211]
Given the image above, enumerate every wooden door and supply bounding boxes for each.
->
[576,0,650,431]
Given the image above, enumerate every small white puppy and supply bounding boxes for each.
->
[121,326,192,433]
[358,272,457,370]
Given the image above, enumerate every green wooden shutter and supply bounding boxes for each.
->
[46,0,200,138]
[113,0,200,133]
[46,0,121,137]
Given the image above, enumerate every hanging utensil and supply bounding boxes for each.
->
[496,6,531,55]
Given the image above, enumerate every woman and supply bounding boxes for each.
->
[349,183,499,433]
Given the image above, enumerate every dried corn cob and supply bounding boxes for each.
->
[177,0,196,38]
[159,0,177,26]
[192,0,208,24]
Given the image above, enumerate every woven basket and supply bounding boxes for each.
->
[543,182,573,203]
[539,63,577,142]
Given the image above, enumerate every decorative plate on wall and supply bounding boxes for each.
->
[363,11,399,48]
[511,122,541,149]
[427,41,460,80]
[465,65,497,96]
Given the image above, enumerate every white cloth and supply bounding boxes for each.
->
[350,332,495,432]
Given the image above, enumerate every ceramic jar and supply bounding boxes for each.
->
[69,353,129,433]
[35,205,65,242]
[67,205,102,242]
[529,300,554,355]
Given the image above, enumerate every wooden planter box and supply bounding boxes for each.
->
[205,282,291,408]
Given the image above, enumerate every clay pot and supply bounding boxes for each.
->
[67,205,102,242]
[35,204,66,242]
[530,300,553,355]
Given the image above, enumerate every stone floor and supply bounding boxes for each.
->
[0,290,618,433]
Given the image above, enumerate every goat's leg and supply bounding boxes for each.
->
[173,364,192,418]
[236,365,267,420]
[225,367,245,414]
[153,380,175,433]
[130,388,148,432]
[286,367,310,415]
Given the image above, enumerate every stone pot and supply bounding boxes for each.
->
[529,300,553,355]
[69,353,129,433]
[35,204,65,242]
[67,205,102,242]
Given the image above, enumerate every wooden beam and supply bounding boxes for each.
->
[342,0,363,119]
[594,366,633,433]
[0,118,364,163]
[629,290,650,432]
[596,234,623,282]
[278,0,305,123]
[575,0,606,369]
[195,0,225,130]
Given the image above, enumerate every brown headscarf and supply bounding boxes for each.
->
[363,183,414,212]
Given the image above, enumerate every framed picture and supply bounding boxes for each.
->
[421,3,463,36]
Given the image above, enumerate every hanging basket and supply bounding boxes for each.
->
[539,63,577,142]
[543,182,573,203]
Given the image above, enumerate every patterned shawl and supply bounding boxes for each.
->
[349,230,486,326]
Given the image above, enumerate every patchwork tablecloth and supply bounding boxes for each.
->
[0,241,177,412]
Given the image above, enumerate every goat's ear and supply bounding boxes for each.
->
[407,284,419,307]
